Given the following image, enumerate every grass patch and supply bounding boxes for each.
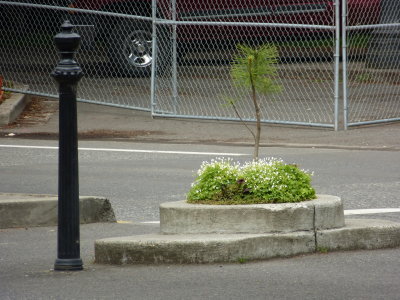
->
[317,246,329,254]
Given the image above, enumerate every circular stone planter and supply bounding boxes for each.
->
[160,194,344,234]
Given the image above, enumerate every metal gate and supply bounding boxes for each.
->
[0,0,154,112]
[343,0,400,128]
[0,0,399,130]
[152,0,340,129]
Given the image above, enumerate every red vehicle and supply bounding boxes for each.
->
[65,0,380,76]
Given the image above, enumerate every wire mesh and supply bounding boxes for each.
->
[3,1,396,129]
[345,0,400,126]
[155,28,337,126]
[0,2,60,96]
[153,0,337,127]
[0,1,155,111]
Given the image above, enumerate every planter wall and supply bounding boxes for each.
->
[160,195,344,234]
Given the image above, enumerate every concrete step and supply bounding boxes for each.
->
[94,218,400,264]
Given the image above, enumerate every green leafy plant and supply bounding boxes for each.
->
[229,44,281,160]
[186,158,240,202]
[237,257,248,264]
[317,246,329,254]
[187,157,316,205]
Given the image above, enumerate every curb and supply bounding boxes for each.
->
[0,85,30,126]
[0,193,116,229]
[317,218,400,251]
[95,218,400,265]
[95,232,316,264]
[94,196,400,265]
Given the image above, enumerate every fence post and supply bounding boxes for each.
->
[171,0,178,114]
[52,20,83,271]
[150,0,158,115]
[342,0,349,130]
[334,0,341,131]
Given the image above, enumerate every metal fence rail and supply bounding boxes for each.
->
[1,1,399,130]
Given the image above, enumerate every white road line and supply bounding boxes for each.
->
[0,145,58,150]
[140,221,161,224]
[138,208,400,224]
[344,208,400,215]
[0,144,246,156]
[116,220,133,224]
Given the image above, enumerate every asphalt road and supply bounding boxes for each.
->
[1,139,400,299]
[1,139,399,223]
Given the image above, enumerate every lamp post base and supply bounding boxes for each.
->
[54,258,83,271]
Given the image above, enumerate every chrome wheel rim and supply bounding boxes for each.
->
[123,30,152,68]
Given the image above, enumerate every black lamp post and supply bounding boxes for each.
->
[52,20,83,271]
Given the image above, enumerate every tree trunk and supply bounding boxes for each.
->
[248,55,261,160]
[252,85,261,160]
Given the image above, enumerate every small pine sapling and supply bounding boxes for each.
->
[230,44,281,160]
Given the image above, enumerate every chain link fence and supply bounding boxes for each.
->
[0,1,398,129]
[0,1,154,111]
[345,0,400,127]
[152,0,338,128]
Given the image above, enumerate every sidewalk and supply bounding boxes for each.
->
[1,95,400,150]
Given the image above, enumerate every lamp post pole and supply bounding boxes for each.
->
[52,20,83,271]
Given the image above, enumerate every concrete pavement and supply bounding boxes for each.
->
[2,221,400,299]
[0,95,400,150]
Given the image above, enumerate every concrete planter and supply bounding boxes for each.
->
[95,195,400,265]
[0,84,29,126]
[160,195,344,234]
